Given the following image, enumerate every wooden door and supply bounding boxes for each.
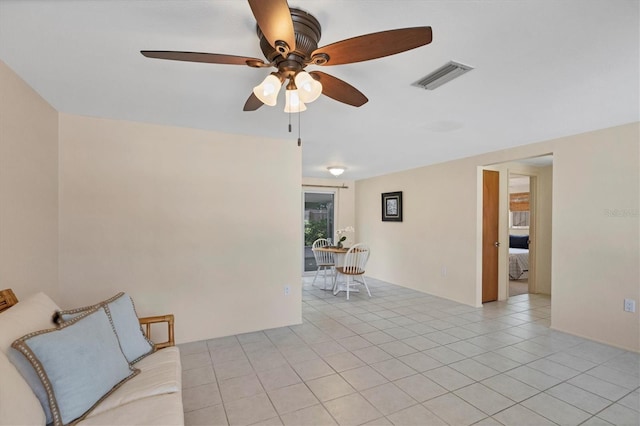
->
[482,170,499,303]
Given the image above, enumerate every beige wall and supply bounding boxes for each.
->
[357,158,481,306]
[1,59,303,344]
[552,124,638,351]
[58,114,302,344]
[356,123,639,351]
[0,61,59,300]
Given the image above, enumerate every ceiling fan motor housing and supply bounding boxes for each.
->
[258,8,322,77]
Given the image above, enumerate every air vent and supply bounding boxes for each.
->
[412,61,473,90]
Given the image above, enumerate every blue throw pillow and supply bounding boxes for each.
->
[509,234,529,249]
[10,306,138,426]
[55,292,154,363]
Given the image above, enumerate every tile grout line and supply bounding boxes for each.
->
[181,277,638,426]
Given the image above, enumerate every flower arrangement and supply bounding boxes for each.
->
[335,226,355,248]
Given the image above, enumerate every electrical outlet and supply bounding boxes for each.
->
[284,285,291,296]
[623,299,636,313]
[441,266,447,277]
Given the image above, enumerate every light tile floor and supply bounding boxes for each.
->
[180,276,640,426]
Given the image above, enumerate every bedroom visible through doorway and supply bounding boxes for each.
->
[508,174,531,296]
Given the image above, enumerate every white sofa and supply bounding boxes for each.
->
[0,291,184,426]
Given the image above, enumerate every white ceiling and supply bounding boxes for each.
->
[0,1,637,180]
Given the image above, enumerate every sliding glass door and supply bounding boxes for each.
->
[303,192,335,272]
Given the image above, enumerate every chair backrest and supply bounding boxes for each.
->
[312,238,334,265]
[343,243,370,274]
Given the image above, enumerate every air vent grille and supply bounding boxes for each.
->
[412,61,473,90]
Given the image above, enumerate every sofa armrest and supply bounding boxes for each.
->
[139,314,175,349]
[0,288,19,313]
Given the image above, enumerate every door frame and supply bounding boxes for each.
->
[301,189,338,274]
[478,161,550,305]
[507,172,538,296]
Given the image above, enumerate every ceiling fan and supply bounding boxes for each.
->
[141,0,433,112]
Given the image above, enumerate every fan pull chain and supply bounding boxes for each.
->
[288,111,292,133]
[297,108,301,146]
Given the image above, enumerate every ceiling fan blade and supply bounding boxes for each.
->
[309,71,368,107]
[243,92,264,111]
[248,0,296,53]
[141,51,267,67]
[312,27,432,66]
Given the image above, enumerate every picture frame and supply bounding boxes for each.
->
[382,191,403,222]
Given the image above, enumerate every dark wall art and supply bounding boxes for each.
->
[382,191,403,222]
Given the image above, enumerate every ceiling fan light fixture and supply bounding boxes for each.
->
[327,166,345,177]
[295,71,322,103]
[284,88,306,113]
[253,73,282,106]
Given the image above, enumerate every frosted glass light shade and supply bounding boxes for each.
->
[327,166,345,176]
[284,89,307,113]
[295,71,322,103]
[253,74,282,106]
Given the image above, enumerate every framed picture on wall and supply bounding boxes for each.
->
[382,191,403,222]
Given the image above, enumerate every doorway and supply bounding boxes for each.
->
[302,191,335,272]
[478,155,553,305]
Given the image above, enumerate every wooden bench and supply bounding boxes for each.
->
[0,288,18,313]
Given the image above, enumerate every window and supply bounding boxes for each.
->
[510,210,530,227]
[303,192,335,272]
[509,175,530,229]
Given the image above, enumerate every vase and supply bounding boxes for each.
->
[337,241,343,249]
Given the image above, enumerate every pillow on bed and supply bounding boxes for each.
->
[509,235,529,249]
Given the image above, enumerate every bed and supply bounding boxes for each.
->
[509,235,529,280]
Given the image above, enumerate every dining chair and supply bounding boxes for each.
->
[311,238,335,290]
[333,243,371,300]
